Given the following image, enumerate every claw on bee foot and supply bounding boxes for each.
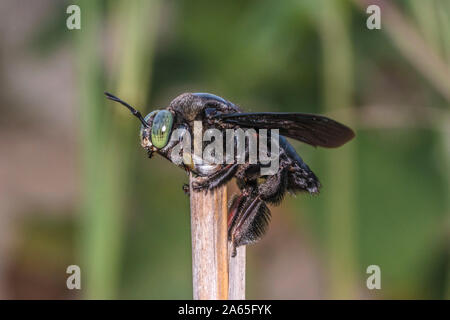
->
[230,240,237,258]
[182,184,190,195]
[192,180,209,192]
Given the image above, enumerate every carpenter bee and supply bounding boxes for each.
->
[105,92,355,256]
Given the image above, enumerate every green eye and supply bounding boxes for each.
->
[143,110,158,126]
[140,110,158,139]
[151,110,173,149]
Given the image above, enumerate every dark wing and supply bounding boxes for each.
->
[214,112,355,148]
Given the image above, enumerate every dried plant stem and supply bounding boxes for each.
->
[228,245,246,299]
[189,174,246,300]
[190,174,229,299]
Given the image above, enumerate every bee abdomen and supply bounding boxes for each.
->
[279,136,320,194]
[287,165,320,194]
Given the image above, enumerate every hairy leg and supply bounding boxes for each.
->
[191,163,239,191]
[182,183,190,195]
[258,167,288,205]
[228,193,271,257]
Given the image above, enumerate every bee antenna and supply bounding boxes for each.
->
[104,91,149,128]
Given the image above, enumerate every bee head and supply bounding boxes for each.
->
[140,109,174,151]
[104,92,174,156]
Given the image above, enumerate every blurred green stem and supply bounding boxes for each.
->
[75,0,160,299]
[111,0,160,104]
[317,0,357,299]
[410,0,450,299]
[443,120,450,300]
[75,0,123,299]
[354,0,450,103]
[409,0,442,55]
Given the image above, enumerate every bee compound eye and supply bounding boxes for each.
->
[151,110,174,149]
[140,110,159,143]
[142,110,159,129]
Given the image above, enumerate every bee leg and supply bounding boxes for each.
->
[182,183,190,195]
[258,167,288,205]
[235,163,261,182]
[227,193,246,230]
[206,163,238,189]
[227,194,249,257]
[192,164,238,191]
[228,194,271,257]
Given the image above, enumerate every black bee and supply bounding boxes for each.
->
[105,92,355,256]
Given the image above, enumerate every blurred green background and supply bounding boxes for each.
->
[0,0,448,299]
